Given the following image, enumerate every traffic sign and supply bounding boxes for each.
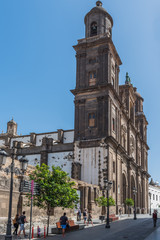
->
[20,180,40,195]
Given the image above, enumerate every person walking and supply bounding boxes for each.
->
[13,214,19,235]
[77,208,81,221]
[153,210,157,227]
[18,211,27,237]
[87,211,93,226]
[60,212,68,237]
[119,208,122,216]
[83,209,87,225]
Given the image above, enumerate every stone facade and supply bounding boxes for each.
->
[0,157,35,218]
[71,1,150,214]
[0,1,150,216]
[0,156,102,226]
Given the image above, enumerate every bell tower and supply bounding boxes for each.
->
[7,118,17,136]
[71,1,122,142]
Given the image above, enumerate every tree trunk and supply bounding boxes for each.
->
[47,205,50,236]
[128,206,130,217]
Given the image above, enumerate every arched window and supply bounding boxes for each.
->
[91,22,97,36]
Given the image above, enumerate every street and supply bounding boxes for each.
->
[0,216,159,240]
[46,218,160,240]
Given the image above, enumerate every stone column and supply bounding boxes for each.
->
[142,175,145,212]
[79,186,85,211]
[88,187,95,211]
[84,186,89,210]
[30,133,36,145]
[108,98,111,136]
[127,163,131,198]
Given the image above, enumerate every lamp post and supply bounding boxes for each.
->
[104,179,112,228]
[149,192,152,215]
[0,147,28,240]
[133,187,137,220]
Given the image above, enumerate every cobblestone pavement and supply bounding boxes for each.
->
[0,216,159,240]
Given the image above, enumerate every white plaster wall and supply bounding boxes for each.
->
[0,140,5,147]
[149,185,160,213]
[121,117,127,151]
[63,131,74,144]
[36,133,58,146]
[10,136,31,147]
[48,152,73,177]
[18,154,41,167]
[130,130,136,160]
[77,146,107,185]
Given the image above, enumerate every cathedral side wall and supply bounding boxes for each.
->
[18,154,41,167]
[79,146,107,185]
[48,152,73,177]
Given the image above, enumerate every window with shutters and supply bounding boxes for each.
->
[88,113,96,127]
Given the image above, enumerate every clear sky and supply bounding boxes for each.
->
[0,0,160,182]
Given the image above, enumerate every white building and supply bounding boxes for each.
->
[149,179,160,214]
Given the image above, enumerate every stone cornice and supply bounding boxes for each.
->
[135,113,148,125]
[16,143,74,155]
[73,35,122,66]
[71,83,122,105]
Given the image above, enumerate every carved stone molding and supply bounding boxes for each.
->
[76,52,86,58]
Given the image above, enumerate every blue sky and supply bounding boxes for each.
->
[0,0,160,182]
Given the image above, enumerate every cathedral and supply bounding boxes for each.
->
[0,1,150,215]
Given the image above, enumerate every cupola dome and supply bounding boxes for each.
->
[84,1,113,38]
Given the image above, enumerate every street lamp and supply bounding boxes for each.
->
[19,156,29,173]
[149,192,152,215]
[104,179,112,228]
[133,187,137,220]
[0,148,28,240]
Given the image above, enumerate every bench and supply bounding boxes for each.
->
[109,214,119,222]
[51,220,79,234]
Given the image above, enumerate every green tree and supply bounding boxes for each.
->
[27,164,79,235]
[96,196,116,207]
[125,198,134,216]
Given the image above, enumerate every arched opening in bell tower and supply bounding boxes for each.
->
[90,22,97,36]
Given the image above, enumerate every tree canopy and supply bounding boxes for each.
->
[28,164,79,210]
[125,198,134,207]
[96,196,115,207]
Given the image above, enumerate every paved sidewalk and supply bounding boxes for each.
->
[144,227,160,240]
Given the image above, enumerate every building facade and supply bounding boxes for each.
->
[0,1,150,215]
[149,179,160,214]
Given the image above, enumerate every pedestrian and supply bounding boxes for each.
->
[77,208,81,221]
[87,211,93,226]
[60,212,68,237]
[83,208,87,225]
[13,214,19,235]
[18,211,27,237]
[153,210,157,227]
[119,208,122,216]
